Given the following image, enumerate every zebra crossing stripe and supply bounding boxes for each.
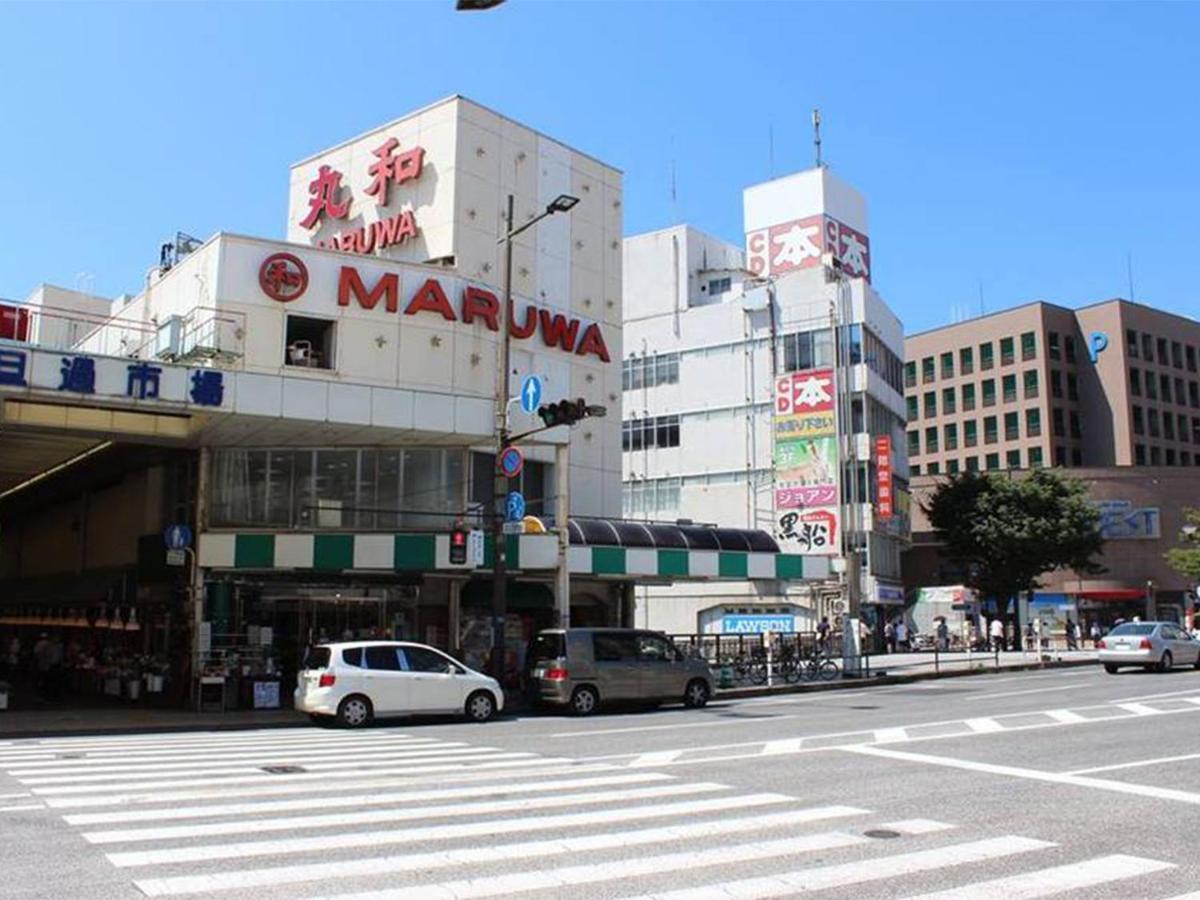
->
[64,772,675,826]
[617,836,1056,900]
[308,835,1050,900]
[29,752,546,797]
[133,806,872,897]
[84,781,730,844]
[105,793,797,867]
[42,761,621,809]
[901,853,1173,899]
[0,730,423,755]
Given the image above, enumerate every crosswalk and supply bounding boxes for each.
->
[0,726,1186,898]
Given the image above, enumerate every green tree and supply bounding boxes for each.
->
[922,469,1105,645]
[1164,507,1200,582]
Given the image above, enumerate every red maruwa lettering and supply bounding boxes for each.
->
[405,279,457,321]
[364,137,425,207]
[575,324,611,362]
[300,165,350,230]
[462,287,499,332]
[338,268,398,312]
[539,310,580,352]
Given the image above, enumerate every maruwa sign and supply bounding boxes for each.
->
[260,254,610,363]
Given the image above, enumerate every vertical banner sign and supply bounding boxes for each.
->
[875,435,893,521]
[773,367,839,555]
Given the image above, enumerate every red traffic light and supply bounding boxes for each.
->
[449,528,469,564]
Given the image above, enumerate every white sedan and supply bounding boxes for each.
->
[1097,622,1200,674]
[295,641,504,727]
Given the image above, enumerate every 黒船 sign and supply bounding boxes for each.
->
[776,508,838,555]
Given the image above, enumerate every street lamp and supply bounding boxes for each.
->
[490,192,580,684]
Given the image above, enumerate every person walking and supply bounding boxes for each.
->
[884,620,896,654]
[990,617,1005,652]
[1089,621,1102,647]
[1065,618,1079,651]
[895,618,909,652]
[816,617,831,656]
[936,618,950,652]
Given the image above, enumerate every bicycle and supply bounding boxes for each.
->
[801,653,840,681]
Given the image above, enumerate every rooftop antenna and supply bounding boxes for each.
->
[812,108,823,168]
[1127,251,1135,302]
[978,279,985,316]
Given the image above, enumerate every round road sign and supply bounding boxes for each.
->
[498,446,525,479]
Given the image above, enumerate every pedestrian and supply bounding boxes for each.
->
[1065,618,1079,651]
[816,617,831,656]
[858,618,873,654]
[990,617,1005,652]
[884,620,896,654]
[33,633,52,697]
[1089,622,1101,647]
[895,618,909,652]
[1023,620,1035,651]
[936,618,950,651]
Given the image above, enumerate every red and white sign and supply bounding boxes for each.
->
[747,214,870,282]
[875,434,893,521]
[775,368,835,416]
[258,253,309,303]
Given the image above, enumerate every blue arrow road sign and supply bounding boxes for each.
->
[506,491,526,522]
[163,524,193,551]
[498,446,525,479]
[519,375,542,414]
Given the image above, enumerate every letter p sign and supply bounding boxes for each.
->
[1088,331,1109,363]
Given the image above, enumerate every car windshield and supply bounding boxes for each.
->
[528,633,565,663]
[1108,624,1155,636]
[303,646,331,670]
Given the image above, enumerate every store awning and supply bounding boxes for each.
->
[567,519,779,553]
[1079,590,1147,601]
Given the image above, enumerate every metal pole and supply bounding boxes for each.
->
[191,447,209,711]
[555,442,570,628]
[490,194,515,684]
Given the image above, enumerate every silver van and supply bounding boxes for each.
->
[527,628,714,715]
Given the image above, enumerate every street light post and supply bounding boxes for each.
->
[490,192,579,685]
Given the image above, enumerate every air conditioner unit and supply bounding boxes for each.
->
[155,316,184,359]
[316,499,343,528]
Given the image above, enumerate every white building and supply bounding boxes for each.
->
[623,166,911,637]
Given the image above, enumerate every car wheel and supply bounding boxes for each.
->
[336,694,373,728]
[570,685,599,716]
[1159,651,1174,673]
[465,690,496,723]
[1103,663,1119,674]
[683,679,710,709]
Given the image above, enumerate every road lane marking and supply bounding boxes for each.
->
[878,818,955,834]
[132,807,868,896]
[846,744,1200,805]
[105,793,799,866]
[0,803,45,812]
[1066,752,1200,775]
[1100,687,1200,704]
[0,792,31,800]
[552,714,805,739]
[901,853,1173,899]
[964,718,1004,733]
[628,750,683,767]
[615,837,1055,900]
[1044,709,1088,723]
[1114,701,1169,716]
[84,781,728,844]
[971,682,1090,700]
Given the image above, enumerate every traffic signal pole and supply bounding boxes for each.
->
[490,194,515,684]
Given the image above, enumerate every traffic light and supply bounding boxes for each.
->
[449,527,469,565]
[537,398,588,428]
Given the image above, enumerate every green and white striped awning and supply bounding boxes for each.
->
[196,532,821,582]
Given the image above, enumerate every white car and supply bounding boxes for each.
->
[1097,622,1200,673]
[294,641,504,727]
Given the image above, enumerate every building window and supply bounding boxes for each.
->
[1020,331,1036,361]
[1194,416,1200,442]
[1172,341,1184,369]
[1167,448,1178,466]
[941,352,954,380]
[1125,329,1138,358]
[986,453,1000,470]
[960,347,974,375]
[1004,411,1019,441]
[964,419,978,447]
[1067,373,1079,401]
[1133,406,1144,435]
[1069,411,1082,439]
[982,379,996,407]
[1150,446,1162,465]
[924,391,937,418]
[911,464,921,476]
[984,415,998,444]
[1048,332,1061,361]
[1053,407,1065,437]
[1000,336,1015,366]
[1007,449,1022,468]
[965,456,980,472]
[906,396,918,422]
[1191,381,1200,408]
[942,387,956,415]
[1187,346,1197,373]
[927,461,941,474]
[1065,336,1077,364]
[922,356,935,383]
[1055,446,1067,466]
[622,415,680,451]
[1148,409,1161,438]
[285,315,336,369]
[1135,444,1146,465]
[925,426,939,454]
[907,430,920,456]
[623,353,680,390]
[1130,368,1141,396]
[944,422,958,451]
[904,361,916,388]
[1142,333,1155,361]
[707,276,732,296]
[1146,373,1158,400]
[947,458,960,474]
[980,342,994,370]
[1050,369,1063,399]
[1180,414,1190,443]
[1023,369,1039,399]
[783,330,835,372]
[1002,374,1017,403]
[623,477,683,518]
[1175,377,1186,407]
[1158,338,1169,365]
[962,383,976,411]
[1072,448,1083,466]
[1160,373,1171,402]
[1184,451,1193,466]
[1029,446,1044,468]
[1165,414,1176,441]
[1026,408,1042,437]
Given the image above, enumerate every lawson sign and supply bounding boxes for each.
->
[722,615,795,634]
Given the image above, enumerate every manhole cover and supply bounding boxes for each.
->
[57,753,85,760]
[864,829,901,840]
[261,765,306,774]
[848,705,880,710]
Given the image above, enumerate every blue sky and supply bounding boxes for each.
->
[1,1,1196,333]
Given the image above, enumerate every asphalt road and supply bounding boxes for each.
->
[4,663,1200,899]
